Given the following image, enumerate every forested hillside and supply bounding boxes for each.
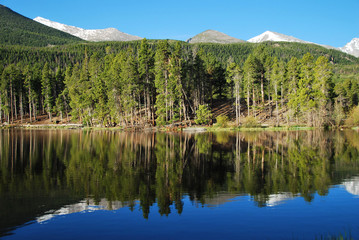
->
[0,5,82,47]
[1,39,358,69]
[1,38,358,128]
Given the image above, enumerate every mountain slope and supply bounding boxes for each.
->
[187,30,246,44]
[0,5,82,47]
[248,31,310,44]
[248,30,342,51]
[340,38,359,58]
[34,17,142,42]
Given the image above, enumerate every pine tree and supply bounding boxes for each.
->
[253,45,270,103]
[192,49,206,110]
[78,50,94,126]
[120,47,138,126]
[106,52,123,125]
[168,42,183,123]
[66,64,81,121]
[41,62,53,121]
[298,53,315,125]
[138,38,155,123]
[154,40,170,126]
[313,56,332,126]
[270,58,285,126]
[243,54,259,117]
[89,53,107,126]
[226,62,242,125]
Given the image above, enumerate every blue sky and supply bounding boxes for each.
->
[1,0,358,47]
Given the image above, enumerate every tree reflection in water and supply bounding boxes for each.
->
[1,129,359,225]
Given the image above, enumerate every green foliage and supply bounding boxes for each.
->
[154,40,170,126]
[346,106,359,126]
[241,116,260,128]
[41,63,53,119]
[195,104,212,125]
[216,115,229,128]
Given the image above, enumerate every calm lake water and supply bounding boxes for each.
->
[0,129,359,239]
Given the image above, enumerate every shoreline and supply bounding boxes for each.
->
[1,123,358,132]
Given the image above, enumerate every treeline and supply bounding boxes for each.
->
[192,41,359,66]
[2,40,359,70]
[0,39,358,127]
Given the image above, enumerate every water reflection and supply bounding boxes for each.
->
[343,177,359,196]
[37,198,129,223]
[1,129,359,236]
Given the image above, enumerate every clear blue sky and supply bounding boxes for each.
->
[1,0,358,47]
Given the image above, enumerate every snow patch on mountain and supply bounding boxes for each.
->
[248,31,310,44]
[340,38,359,58]
[34,16,142,42]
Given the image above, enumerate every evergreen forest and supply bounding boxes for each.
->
[1,38,359,128]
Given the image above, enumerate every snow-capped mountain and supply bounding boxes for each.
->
[340,38,359,58]
[187,30,246,44]
[247,31,343,51]
[34,17,142,42]
[248,31,310,44]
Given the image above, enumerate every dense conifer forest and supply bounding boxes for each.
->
[1,37,358,128]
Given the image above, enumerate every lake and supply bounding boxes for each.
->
[0,129,359,239]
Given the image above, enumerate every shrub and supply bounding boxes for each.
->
[241,116,260,128]
[216,115,229,128]
[195,105,212,125]
[345,105,359,126]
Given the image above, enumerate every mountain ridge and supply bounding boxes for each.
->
[187,30,246,44]
[34,16,143,42]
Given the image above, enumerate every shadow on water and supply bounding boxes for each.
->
[1,129,359,237]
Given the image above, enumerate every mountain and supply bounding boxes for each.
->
[187,30,246,44]
[248,30,342,51]
[0,4,82,47]
[34,17,142,42]
[340,38,359,58]
[248,31,310,44]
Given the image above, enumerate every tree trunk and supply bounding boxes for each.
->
[275,84,279,126]
[281,84,284,107]
[165,71,168,123]
[261,74,264,103]
[28,88,32,123]
[14,93,18,121]
[247,88,250,117]
[10,81,13,123]
[41,96,45,115]
[238,94,241,125]
[47,93,51,122]
[252,87,256,118]
[143,89,147,122]
[20,91,23,123]
[147,81,151,122]
[0,93,2,124]
[32,99,36,121]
